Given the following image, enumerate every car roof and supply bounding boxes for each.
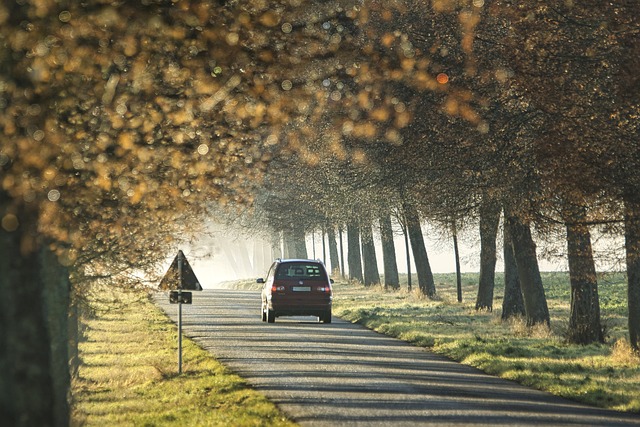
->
[275,258,325,264]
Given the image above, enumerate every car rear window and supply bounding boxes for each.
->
[275,263,327,280]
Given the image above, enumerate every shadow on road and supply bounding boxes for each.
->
[156,289,640,427]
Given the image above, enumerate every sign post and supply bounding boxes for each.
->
[177,251,183,375]
[159,250,202,374]
[178,296,183,374]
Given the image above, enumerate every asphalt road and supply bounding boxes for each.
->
[156,289,640,426]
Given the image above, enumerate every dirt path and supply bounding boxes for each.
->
[156,289,640,426]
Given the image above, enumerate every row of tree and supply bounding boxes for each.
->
[250,0,639,352]
[0,0,330,424]
[0,0,638,425]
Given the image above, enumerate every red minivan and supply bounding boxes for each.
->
[258,259,333,323]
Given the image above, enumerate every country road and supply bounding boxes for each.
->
[156,289,640,426]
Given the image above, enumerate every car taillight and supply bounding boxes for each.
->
[316,286,331,293]
[272,285,285,292]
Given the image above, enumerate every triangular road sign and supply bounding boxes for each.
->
[159,250,203,291]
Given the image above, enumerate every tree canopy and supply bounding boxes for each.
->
[1,1,640,424]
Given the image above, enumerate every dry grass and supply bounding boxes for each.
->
[71,285,296,426]
[611,339,640,365]
[332,272,640,413]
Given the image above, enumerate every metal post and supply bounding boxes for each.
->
[178,296,182,375]
[178,251,183,375]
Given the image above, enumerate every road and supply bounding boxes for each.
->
[156,289,640,426]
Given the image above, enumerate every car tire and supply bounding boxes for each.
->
[321,309,332,324]
[261,301,267,322]
[267,308,276,323]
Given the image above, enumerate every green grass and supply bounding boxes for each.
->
[74,272,638,424]
[331,272,640,413]
[72,286,296,426]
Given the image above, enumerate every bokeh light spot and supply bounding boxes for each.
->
[226,33,239,46]
[33,130,45,141]
[437,73,449,84]
[59,11,71,23]
[48,189,61,202]
[1,214,19,232]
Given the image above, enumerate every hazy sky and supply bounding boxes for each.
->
[174,222,609,288]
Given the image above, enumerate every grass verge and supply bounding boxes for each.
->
[71,286,296,426]
[331,272,640,413]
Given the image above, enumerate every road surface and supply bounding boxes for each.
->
[156,289,640,426]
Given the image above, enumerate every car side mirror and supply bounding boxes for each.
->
[330,279,334,284]
[256,278,265,284]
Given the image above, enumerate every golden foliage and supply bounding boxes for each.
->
[5,0,631,277]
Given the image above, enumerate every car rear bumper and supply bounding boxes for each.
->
[269,302,331,317]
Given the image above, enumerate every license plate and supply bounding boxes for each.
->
[292,286,311,292]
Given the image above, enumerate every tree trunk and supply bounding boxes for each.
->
[565,215,604,344]
[361,222,380,286]
[403,202,436,298]
[311,230,316,259]
[327,224,341,277]
[294,225,308,259]
[347,221,363,282]
[476,202,501,311]
[271,232,283,260]
[40,246,71,427]
[502,220,525,320]
[68,293,80,381]
[453,224,462,303]
[282,230,292,258]
[624,198,640,353]
[339,226,346,279]
[0,194,56,426]
[403,220,412,292]
[379,214,400,289]
[505,213,550,327]
[284,226,307,259]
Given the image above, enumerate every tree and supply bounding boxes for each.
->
[3,2,638,423]
[347,221,363,282]
[327,224,341,277]
[403,201,436,298]
[0,192,55,426]
[283,227,308,259]
[361,220,381,286]
[505,212,550,327]
[452,221,463,303]
[379,213,400,289]
[497,0,639,346]
[625,200,640,352]
[396,210,413,292]
[475,199,501,311]
[501,218,525,321]
[41,247,72,427]
[565,209,604,344]
[0,1,369,423]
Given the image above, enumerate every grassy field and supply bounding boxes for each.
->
[72,272,639,425]
[71,286,296,426]
[330,272,640,413]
